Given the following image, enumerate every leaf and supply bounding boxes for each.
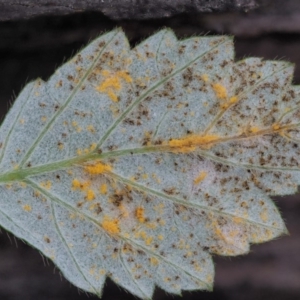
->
[0,28,298,299]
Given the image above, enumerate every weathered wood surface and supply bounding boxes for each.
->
[0,0,257,21]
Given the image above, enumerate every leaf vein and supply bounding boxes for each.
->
[203,63,293,134]
[107,171,284,232]
[0,82,35,166]
[97,37,230,148]
[119,242,151,300]
[50,201,100,295]
[18,30,120,167]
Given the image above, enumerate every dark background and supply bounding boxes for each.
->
[0,1,300,299]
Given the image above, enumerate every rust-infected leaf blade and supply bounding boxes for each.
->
[0,28,297,299]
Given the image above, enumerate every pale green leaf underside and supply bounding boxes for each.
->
[0,28,299,299]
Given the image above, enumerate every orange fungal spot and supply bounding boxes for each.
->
[150,257,159,266]
[212,83,227,100]
[138,231,147,239]
[233,216,244,224]
[142,173,148,179]
[84,161,112,175]
[206,275,213,283]
[194,171,207,185]
[102,217,120,235]
[86,189,95,201]
[89,143,97,151]
[96,70,132,102]
[229,96,238,104]
[20,182,27,188]
[250,126,260,133]
[40,181,52,190]
[72,179,91,194]
[228,229,239,239]
[260,210,268,222]
[136,206,145,223]
[72,179,81,189]
[159,219,166,226]
[201,74,209,82]
[107,90,118,102]
[87,125,95,133]
[99,269,106,276]
[23,204,32,212]
[119,71,132,83]
[169,134,220,152]
[221,103,229,109]
[80,180,91,191]
[119,203,129,218]
[145,236,153,246]
[146,222,157,229]
[157,234,164,240]
[100,184,107,194]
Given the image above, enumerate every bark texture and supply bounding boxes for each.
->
[0,0,258,21]
[200,0,300,36]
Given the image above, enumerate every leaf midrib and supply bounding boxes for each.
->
[10,32,228,173]
[1,121,300,183]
